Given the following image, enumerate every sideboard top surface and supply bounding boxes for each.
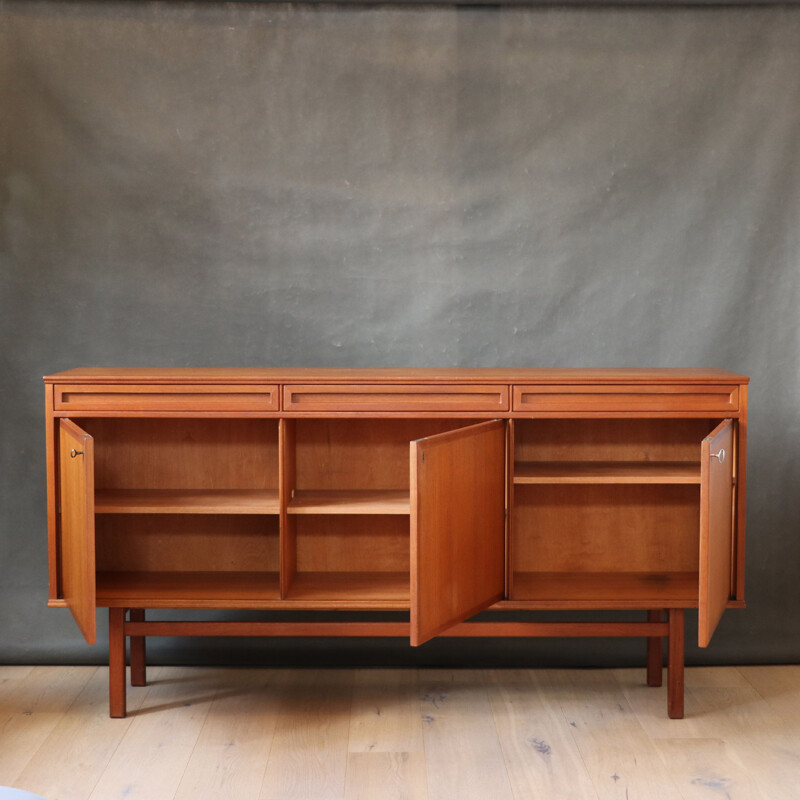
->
[44,367,749,385]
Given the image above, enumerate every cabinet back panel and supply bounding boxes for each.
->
[82,419,279,490]
[294,419,466,490]
[513,484,700,573]
[295,516,409,572]
[514,419,716,463]
[95,515,279,572]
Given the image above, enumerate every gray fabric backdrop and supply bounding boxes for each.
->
[1,1,798,666]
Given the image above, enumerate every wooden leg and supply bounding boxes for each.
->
[109,607,127,718]
[668,608,685,719]
[647,609,664,687]
[129,609,147,687]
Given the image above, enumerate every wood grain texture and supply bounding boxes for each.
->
[556,668,685,798]
[96,571,281,608]
[59,419,97,644]
[512,484,701,575]
[348,669,424,754]
[287,571,409,606]
[95,515,280,575]
[0,666,95,787]
[87,668,220,800]
[514,460,701,484]
[486,669,597,800]
[45,367,750,385]
[288,489,410,514]
[513,383,739,413]
[513,418,716,464]
[84,418,280,491]
[295,515,409,574]
[173,670,287,800]
[45,383,60,602]
[410,420,506,645]
[13,667,149,800]
[260,670,352,800]
[95,488,280,514]
[129,609,146,687]
[647,610,664,687]
[734,384,748,602]
[4,666,798,800]
[293,418,463,491]
[698,419,734,647]
[419,670,515,800]
[284,383,509,412]
[344,752,428,800]
[279,418,296,598]
[55,383,279,413]
[509,572,698,608]
[109,607,126,718]
[668,608,685,719]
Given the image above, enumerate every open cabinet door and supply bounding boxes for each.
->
[59,419,97,644]
[410,420,506,646]
[698,419,734,648]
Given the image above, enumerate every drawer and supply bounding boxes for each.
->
[54,384,279,413]
[283,384,509,412]
[512,384,739,413]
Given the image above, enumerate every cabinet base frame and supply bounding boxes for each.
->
[107,606,685,719]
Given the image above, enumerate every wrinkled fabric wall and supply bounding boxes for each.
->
[1,1,798,665]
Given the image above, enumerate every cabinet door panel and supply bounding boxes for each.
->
[59,419,97,644]
[698,419,734,647]
[410,420,506,645]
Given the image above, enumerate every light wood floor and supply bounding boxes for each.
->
[1,665,798,800]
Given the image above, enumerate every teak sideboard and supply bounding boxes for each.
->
[44,367,749,718]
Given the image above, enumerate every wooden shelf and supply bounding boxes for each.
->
[287,490,411,515]
[96,571,280,608]
[513,461,701,485]
[286,572,409,608]
[95,489,280,514]
[505,572,698,609]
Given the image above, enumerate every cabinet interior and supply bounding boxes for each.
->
[82,417,467,608]
[283,418,466,606]
[511,418,719,605]
[83,418,281,606]
[71,414,730,609]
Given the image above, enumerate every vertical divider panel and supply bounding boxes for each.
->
[506,418,514,599]
[735,384,747,602]
[280,418,296,598]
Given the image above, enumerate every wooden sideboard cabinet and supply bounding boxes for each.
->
[44,368,749,718]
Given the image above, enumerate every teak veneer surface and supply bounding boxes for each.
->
[513,461,701,484]
[44,367,749,718]
[96,488,281,514]
[45,367,750,384]
[288,489,411,514]
[509,571,699,608]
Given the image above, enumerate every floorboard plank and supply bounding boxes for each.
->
[259,669,352,800]
[174,669,288,800]
[556,669,684,800]
[419,670,514,800]
[0,665,95,787]
[348,669,424,754]
[487,669,598,800]
[87,667,221,800]
[344,752,428,800]
[14,666,152,800]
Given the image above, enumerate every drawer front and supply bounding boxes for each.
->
[284,384,509,412]
[513,384,739,413]
[54,384,279,413]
